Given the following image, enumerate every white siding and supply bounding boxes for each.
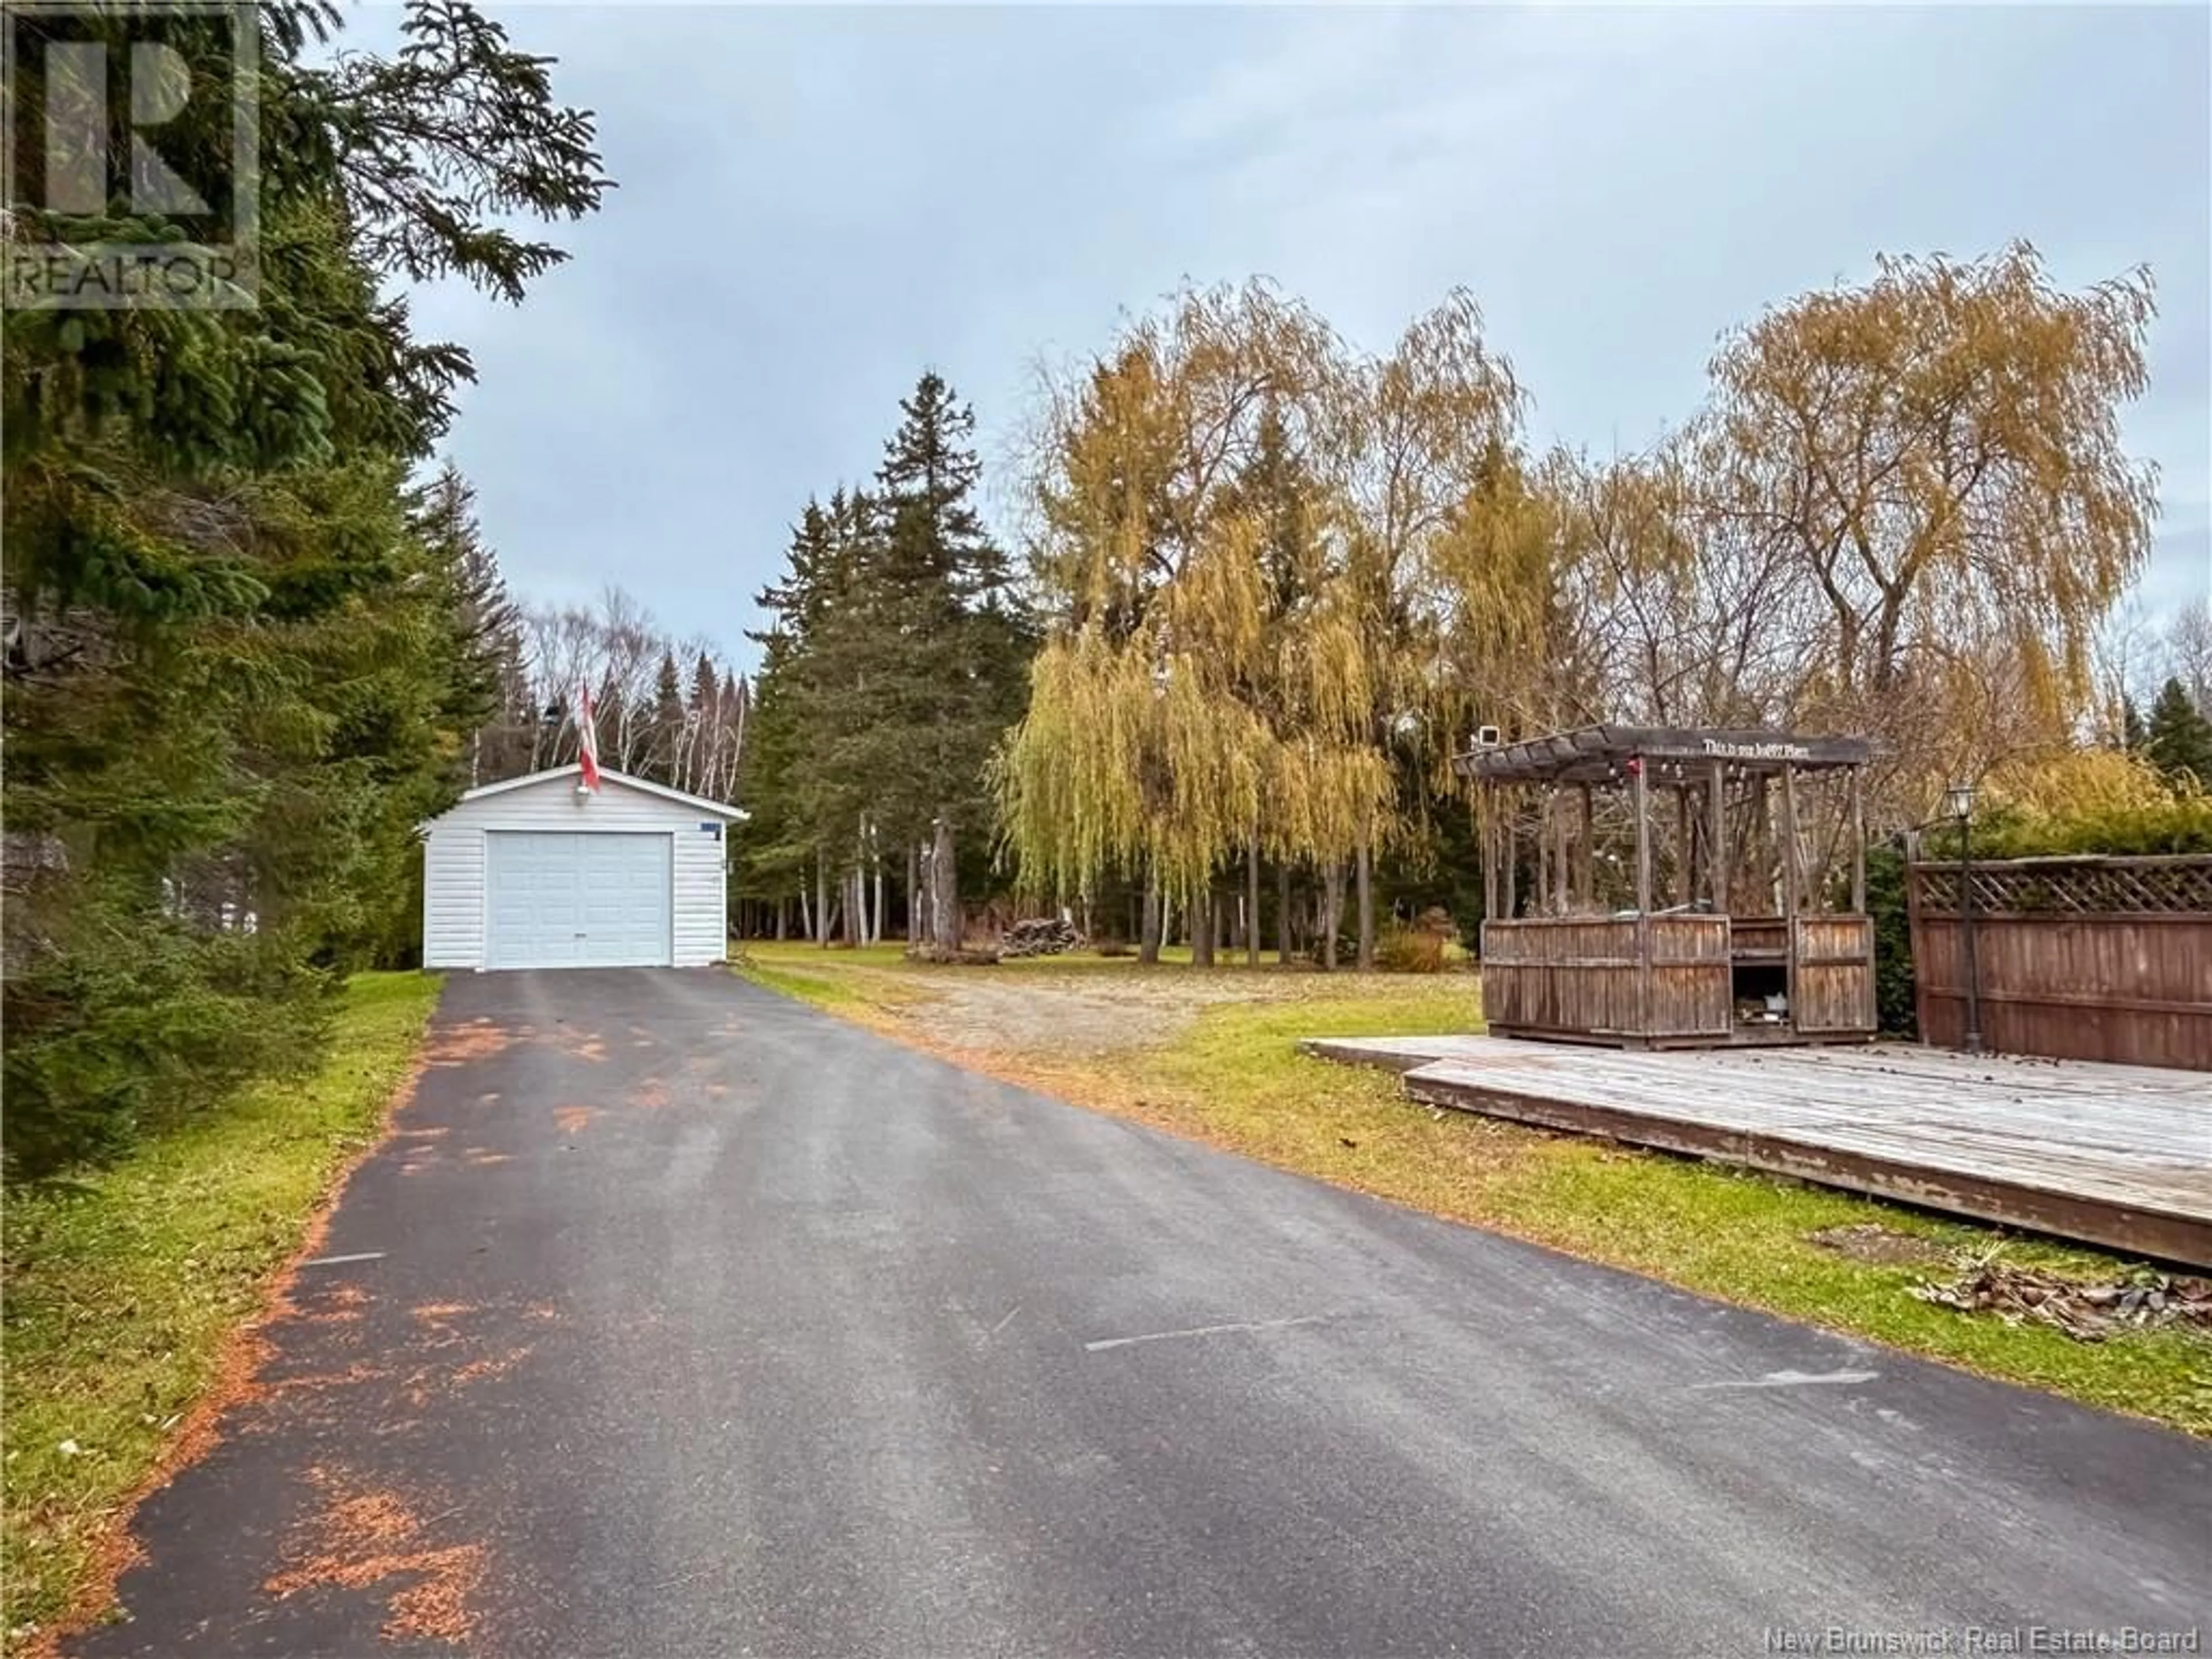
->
[421,772,732,970]
[672,827,728,967]
[423,818,487,968]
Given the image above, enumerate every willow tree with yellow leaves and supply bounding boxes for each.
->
[1492,243,2162,829]
[1697,240,2160,805]
[998,247,2162,966]
[997,281,1546,967]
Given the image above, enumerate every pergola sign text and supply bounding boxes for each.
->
[1701,739,1812,762]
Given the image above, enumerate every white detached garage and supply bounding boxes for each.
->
[420,765,748,971]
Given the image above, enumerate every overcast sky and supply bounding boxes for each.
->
[362,2,2211,670]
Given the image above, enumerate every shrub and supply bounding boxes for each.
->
[1980,746,2179,822]
[1862,844,1917,1036]
[1933,795,2212,859]
[2,906,337,1179]
[1374,925,1446,974]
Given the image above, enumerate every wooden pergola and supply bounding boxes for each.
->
[1456,725,1878,1049]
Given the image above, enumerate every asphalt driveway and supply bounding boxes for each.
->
[74,968,2210,1658]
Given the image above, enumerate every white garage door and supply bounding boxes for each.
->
[485,832,672,969]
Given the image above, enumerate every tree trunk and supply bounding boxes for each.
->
[1139,870,1162,964]
[872,856,884,948]
[1277,861,1293,966]
[1355,822,1375,969]
[797,887,810,941]
[1245,837,1261,967]
[1191,885,1215,967]
[775,896,787,941]
[931,816,959,953]
[853,826,867,946]
[1322,862,1343,971]
[907,843,920,943]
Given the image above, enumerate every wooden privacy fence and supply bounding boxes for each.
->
[1908,854,2212,1071]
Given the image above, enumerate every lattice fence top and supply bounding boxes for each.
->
[1912,854,2212,918]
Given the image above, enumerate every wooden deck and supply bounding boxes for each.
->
[1300,1035,2212,1266]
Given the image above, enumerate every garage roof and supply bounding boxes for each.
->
[433,764,751,821]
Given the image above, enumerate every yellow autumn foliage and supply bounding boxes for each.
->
[1981,747,2188,820]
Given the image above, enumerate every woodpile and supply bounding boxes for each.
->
[997,918,1084,959]
[1910,1259,2212,1342]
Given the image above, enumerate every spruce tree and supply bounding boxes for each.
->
[734,376,1026,946]
[738,502,852,937]
[734,376,1034,952]
[409,461,522,782]
[2,2,610,1175]
[2145,676,2212,789]
[866,373,1033,952]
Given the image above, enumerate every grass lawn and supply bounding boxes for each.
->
[1,970,444,1652]
[736,942,2212,1435]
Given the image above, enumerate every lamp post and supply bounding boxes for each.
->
[1944,781,1982,1057]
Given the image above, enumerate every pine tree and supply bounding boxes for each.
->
[2145,677,2212,789]
[2,2,611,1175]
[647,649,684,783]
[408,461,521,783]
[732,375,1033,952]
[865,374,1032,952]
[737,503,855,937]
[875,372,1013,611]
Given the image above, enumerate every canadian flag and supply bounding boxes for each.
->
[576,680,603,791]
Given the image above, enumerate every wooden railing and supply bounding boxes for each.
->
[1482,917,1647,1036]
[1482,914,1734,1041]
